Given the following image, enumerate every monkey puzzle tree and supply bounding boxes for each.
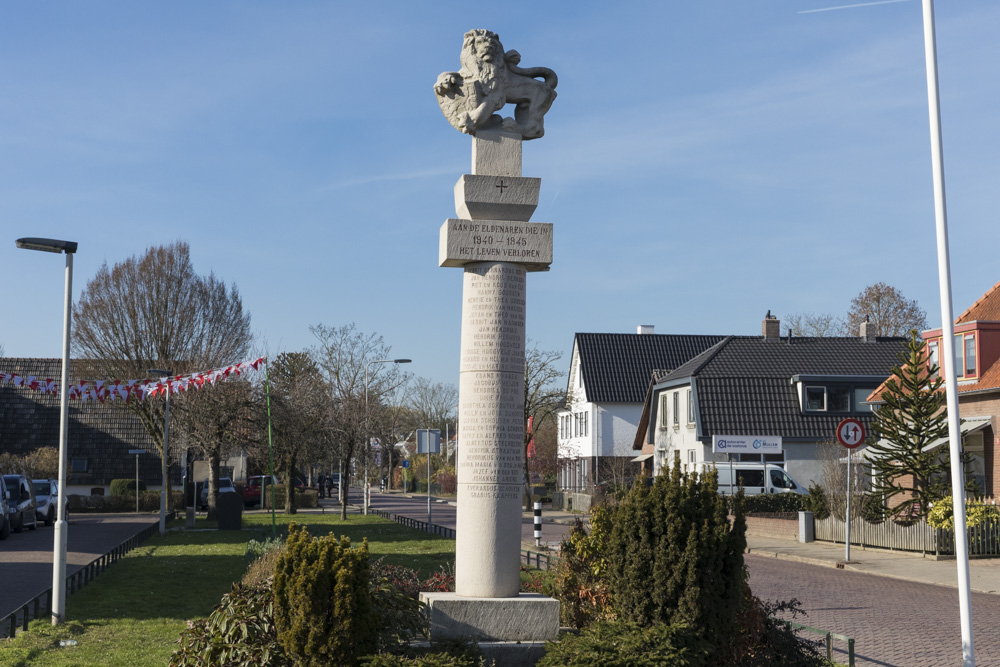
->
[866,332,954,519]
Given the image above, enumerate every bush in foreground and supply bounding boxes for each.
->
[274,524,378,666]
[538,621,712,667]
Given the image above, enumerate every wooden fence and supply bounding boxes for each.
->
[814,515,1000,556]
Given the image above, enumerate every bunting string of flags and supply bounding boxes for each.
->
[0,357,266,404]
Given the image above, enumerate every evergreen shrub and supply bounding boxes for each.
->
[537,621,711,667]
[110,478,146,495]
[273,523,378,666]
[802,484,830,520]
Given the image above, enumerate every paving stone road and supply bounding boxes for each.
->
[0,513,159,621]
[747,554,999,667]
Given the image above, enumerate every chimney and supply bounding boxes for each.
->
[637,325,655,335]
[762,310,780,341]
[860,315,872,342]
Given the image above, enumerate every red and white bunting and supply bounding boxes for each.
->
[0,357,266,402]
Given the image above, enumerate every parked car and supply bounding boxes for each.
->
[243,474,278,508]
[0,476,10,539]
[33,479,65,526]
[2,474,38,532]
[199,477,237,510]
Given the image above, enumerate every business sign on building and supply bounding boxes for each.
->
[711,435,782,454]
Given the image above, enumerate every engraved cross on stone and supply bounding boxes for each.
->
[495,180,508,194]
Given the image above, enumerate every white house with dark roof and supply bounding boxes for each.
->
[636,315,906,488]
[556,327,725,491]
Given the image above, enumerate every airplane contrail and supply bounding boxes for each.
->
[798,0,911,14]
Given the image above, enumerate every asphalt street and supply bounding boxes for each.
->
[0,513,159,621]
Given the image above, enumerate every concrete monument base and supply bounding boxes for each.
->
[419,592,560,643]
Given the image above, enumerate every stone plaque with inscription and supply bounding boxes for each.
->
[440,219,552,271]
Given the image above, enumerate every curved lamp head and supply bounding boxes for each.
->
[16,237,78,254]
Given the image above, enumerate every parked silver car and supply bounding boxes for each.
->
[33,479,65,526]
[199,477,237,510]
[2,474,38,533]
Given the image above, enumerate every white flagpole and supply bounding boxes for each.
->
[921,2,974,664]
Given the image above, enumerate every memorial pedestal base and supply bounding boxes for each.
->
[419,592,559,643]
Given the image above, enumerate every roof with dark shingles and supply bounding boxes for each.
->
[0,358,172,486]
[658,336,907,439]
[576,333,726,403]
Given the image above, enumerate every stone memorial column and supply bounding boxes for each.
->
[422,30,560,649]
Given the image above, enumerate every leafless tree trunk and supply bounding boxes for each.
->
[309,323,410,520]
[523,340,567,509]
[72,242,252,508]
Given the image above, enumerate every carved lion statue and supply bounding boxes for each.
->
[434,29,558,140]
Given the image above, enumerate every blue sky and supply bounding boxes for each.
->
[3,1,998,387]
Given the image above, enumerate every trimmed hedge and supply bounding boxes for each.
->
[732,492,807,514]
[68,490,183,513]
[262,486,319,510]
[110,478,146,496]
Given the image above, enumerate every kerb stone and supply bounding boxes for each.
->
[419,592,560,642]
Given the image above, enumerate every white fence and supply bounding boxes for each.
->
[814,515,1000,556]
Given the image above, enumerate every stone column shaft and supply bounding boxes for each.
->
[455,261,526,597]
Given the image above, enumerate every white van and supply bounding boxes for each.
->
[693,462,807,496]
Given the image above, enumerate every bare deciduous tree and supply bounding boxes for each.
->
[523,340,567,508]
[72,242,252,505]
[174,379,257,517]
[267,351,329,514]
[784,312,847,337]
[845,282,928,337]
[309,323,410,519]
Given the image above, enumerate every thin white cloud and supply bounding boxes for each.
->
[798,0,911,15]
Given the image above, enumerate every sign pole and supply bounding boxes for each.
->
[836,418,866,563]
[846,450,851,562]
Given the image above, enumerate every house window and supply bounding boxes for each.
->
[737,453,762,462]
[71,458,88,473]
[582,412,589,437]
[764,453,785,466]
[951,333,978,379]
[659,394,670,429]
[672,392,679,426]
[928,340,940,378]
[829,387,850,412]
[805,387,825,410]
[687,390,694,424]
[965,334,976,377]
[687,449,696,464]
[854,388,873,412]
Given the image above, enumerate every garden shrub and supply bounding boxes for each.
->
[67,490,182,513]
[928,498,1000,530]
[740,492,806,514]
[537,621,712,667]
[262,485,319,510]
[802,484,830,520]
[360,639,484,666]
[273,523,378,666]
[728,595,831,667]
[169,579,288,667]
[555,515,614,629]
[600,461,747,651]
[110,478,146,495]
[243,535,285,587]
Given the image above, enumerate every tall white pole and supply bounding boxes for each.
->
[51,252,73,625]
[159,389,170,536]
[921,2,974,663]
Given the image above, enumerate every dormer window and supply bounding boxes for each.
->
[800,380,879,414]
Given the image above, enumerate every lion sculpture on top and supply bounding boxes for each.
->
[434,29,557,140]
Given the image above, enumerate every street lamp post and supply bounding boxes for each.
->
[16,236,78,626]
[148,368,173,536]
[364,358,411,515]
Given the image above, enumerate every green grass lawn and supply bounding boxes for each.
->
[0,513,455,667]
